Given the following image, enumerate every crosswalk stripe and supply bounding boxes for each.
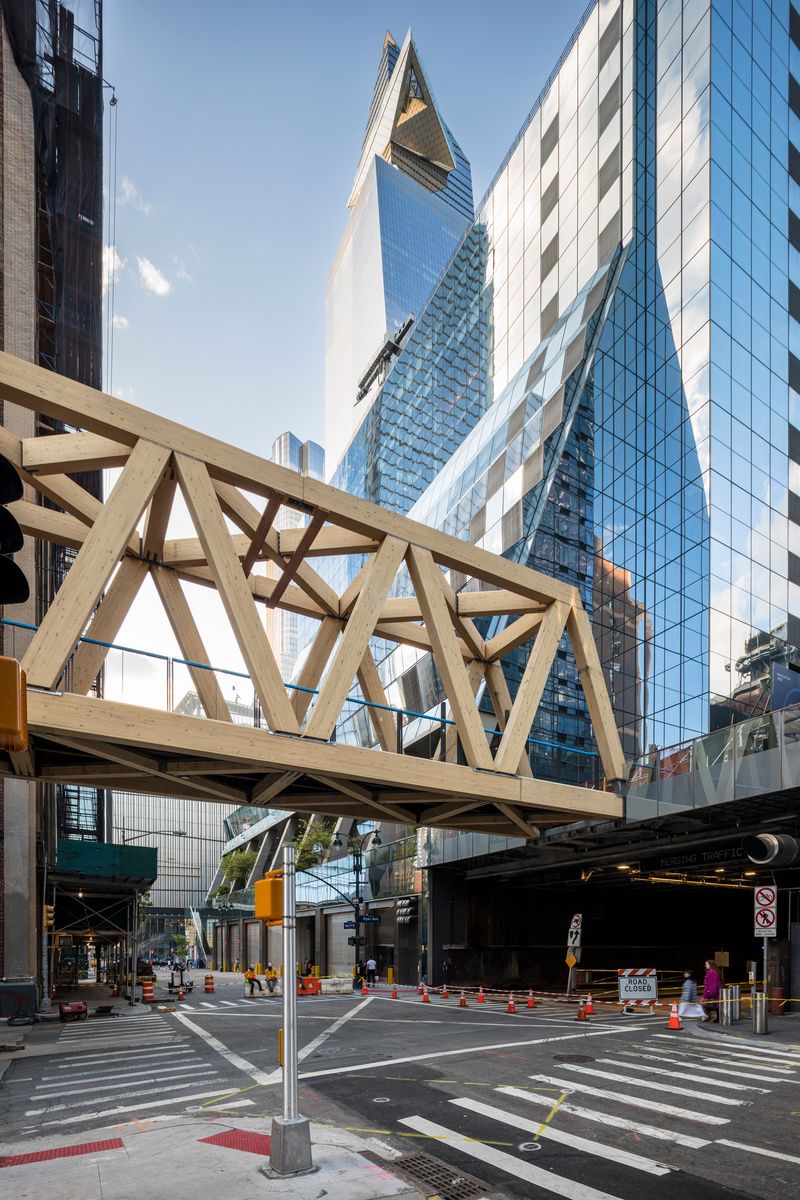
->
[36,1067,219,1099]
[199,1002,215,1008]
[613,1049,790,1083]
[55,1040,185,1060]
[399,1115,624,1199]
[39,1062,207,1087]
[550,1064,746,1106]
[655,1046,797,1073]
[498,1087,711,1149]
[52,1048,194,1070]
[450,1096,670,1175]
[653,1034,800,1062]
[595,1058,768,1093]
[25,1074,221,1115]
[715,1137,800,1165]
[219,1001,237,1007]
[529,1075,730,1124]
[37,1089,227,1128]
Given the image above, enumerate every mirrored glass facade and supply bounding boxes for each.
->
[325,0,800,784]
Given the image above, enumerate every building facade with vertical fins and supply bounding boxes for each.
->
[324,30,474,474]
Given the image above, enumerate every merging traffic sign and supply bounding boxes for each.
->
[754,885,777,938]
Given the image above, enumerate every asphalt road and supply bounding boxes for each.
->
[3,972,800,1199]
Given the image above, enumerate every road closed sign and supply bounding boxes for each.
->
[618,968,658,1004]
[754,884,777,938]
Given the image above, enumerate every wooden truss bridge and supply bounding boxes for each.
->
[0,351,627,838]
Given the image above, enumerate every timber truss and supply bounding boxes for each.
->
[0,351,627,838]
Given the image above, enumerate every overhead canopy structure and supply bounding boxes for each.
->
[0,350,627,838]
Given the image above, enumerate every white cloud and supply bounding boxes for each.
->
[136,256,172,297]
[103,244,125,295]
[119,176,152,215]
[112,314,129,330]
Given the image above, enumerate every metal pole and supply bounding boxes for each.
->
[283,846,298,1122]
[130,893,138,1006]
[762,934,768,1000]
[753,991,768,1035]
[354,850,362,989]
[269,844,314,1176]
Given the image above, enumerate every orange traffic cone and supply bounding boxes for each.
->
[477,987,486,1004]
[441,984,449,999]
[666,1003,683,1031]
[458,989,467,1008]
[422,986,430,1003]
[576,998,587,1021]
[178,986,185,1002]
[362,980,369,996]
[507,991,516,1014]
[527,989,536,1009]
[391,983,398,999]
[585,993,594,1015]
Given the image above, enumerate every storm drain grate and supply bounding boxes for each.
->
[553,1053,594,1063]
[391,1151,489,1199]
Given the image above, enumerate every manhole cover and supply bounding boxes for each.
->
[553,1053,594,1063]
[391,1151,489,1199]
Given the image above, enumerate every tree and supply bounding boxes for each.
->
[173,933,188,957]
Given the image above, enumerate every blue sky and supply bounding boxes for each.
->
[103,1,588,463]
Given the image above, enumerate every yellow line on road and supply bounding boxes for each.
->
[534,1090,569,1141]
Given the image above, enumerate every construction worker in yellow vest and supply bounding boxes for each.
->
[245,965,263,995]
[265,963,278,993]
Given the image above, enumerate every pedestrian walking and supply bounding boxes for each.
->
[245,965,263,995]
[701,958,723,1022]
[678,969,705,1020]
[418,944,428,986]
[366,956,377,987]
[265,963,278,993]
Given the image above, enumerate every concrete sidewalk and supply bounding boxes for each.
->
[0,1114,425,1200]
[693,1009,800,1047]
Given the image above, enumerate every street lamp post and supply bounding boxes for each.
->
[331,830,380,987]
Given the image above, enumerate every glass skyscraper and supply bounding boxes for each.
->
[325,30,473,473]
[329,0,800,780]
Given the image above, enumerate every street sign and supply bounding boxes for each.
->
[618,969,658,1004]
[754,884,777,938]
[347,936,366,946]
[567,928,581,948]
[362,914,381,923]
[565,952,577,968]
[569,913,582,931]
[343,921,356,929]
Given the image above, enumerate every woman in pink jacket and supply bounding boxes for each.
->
[702,959,723,1022]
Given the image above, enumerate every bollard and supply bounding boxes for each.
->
[720,986,733,1026]
[753,991,768,1035]
[731,984,740,1022]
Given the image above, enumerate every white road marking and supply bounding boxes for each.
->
[49,1048,195,1072]
[293,1025,643,1083]
[219,1001,237,1007]
[198,1098,256,1110]
[38,1066,218,1097]
[399,1115,624,1199]
[36,1089,227,1128]
[199,1002,215,1008]
[595,1057,768,1093]
[528,1075,730,1125]
[450,1096,670,1175]
[52,1043,188,1065]
[552,1064,746,1106]
[262,994,375,1085]
[498,1087,711,1149]
[172,1010,273,1085]
[656,1034,800,1062]
[715,1137,800,1165]
[664,1047,797,1073]
[25,1074,221,1115]
[613,1049,790,1083]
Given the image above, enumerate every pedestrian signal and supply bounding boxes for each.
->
[395,895,418,924]
[254,869,283,926]
[0,656,28,752]
[0,453,29,604]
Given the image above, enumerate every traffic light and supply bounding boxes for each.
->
[395,895,419,924]
[43,903,55,931]
[254,869,283,926]
[0,453,29,604]
[0,656,28,751]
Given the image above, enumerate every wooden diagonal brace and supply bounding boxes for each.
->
[242,492,285,578]
[266,510,327,609]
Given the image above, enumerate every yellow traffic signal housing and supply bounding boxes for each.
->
[43,904,55,931]
[0,656,28,752]
[254,869,283,926]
